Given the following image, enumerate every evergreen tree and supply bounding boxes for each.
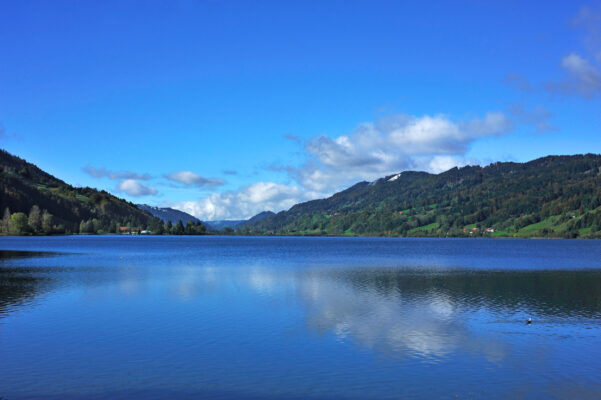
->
[194,220,206,234]
[147,218,163,234]
[186,220,194,234]
[175,220,185,235]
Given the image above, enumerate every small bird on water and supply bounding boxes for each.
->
[526,317,532,325]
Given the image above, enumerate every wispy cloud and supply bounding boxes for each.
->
[164,171,225,187]
[545,53,601,98]
[284,133,303,143]
[507,5,601,99]
[222,170,238,175]
[84,166,153,181]
[0,122,19,142]
[504,73,534,92]
[116,179,158,197]
[573,4,601,60]
[508,104,557,133]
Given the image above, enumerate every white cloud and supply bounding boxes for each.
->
[172,182,316,220]
[117,179,158,197]
[165,171,225,187]
[292,112,512,192]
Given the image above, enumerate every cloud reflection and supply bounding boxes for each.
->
[296,269,508,361]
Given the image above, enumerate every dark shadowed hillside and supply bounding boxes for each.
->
[0,149,162,234]
[243,154,601,238]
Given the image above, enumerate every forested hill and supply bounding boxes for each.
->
[138,204,200,225]
[243,154,601,238]
[0,149,162,234]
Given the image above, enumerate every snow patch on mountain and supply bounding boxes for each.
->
[388,173,401,182]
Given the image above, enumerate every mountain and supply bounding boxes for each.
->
[203,220,246,231]
[242,154,601,238]
[1,149,162,234]
[246,211,275,224]
[138,205,200,225]
[203,211,275,231]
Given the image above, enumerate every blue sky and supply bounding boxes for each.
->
[1,1,601,220]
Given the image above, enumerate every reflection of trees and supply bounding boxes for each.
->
[0,251,54,318]
[331,268,601,318]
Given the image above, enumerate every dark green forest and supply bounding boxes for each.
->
[242,154,601,238]
[0,149,206,235]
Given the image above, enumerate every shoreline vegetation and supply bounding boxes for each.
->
[0,221,598,239]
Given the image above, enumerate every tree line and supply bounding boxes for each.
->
[1,205,57,235]
[1,205,206,236]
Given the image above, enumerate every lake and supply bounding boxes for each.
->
[1,236,601,399]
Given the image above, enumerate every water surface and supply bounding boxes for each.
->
[1,236,601,399]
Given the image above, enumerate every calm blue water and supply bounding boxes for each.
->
[1,236,601,399]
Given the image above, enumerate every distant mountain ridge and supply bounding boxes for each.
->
[243,154,601,238]
[137,205,200,225]
[139,204,275,231]
[203,211,275,230]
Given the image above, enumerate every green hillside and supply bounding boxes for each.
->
[243,154,601,238]
[0,149,162,234]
